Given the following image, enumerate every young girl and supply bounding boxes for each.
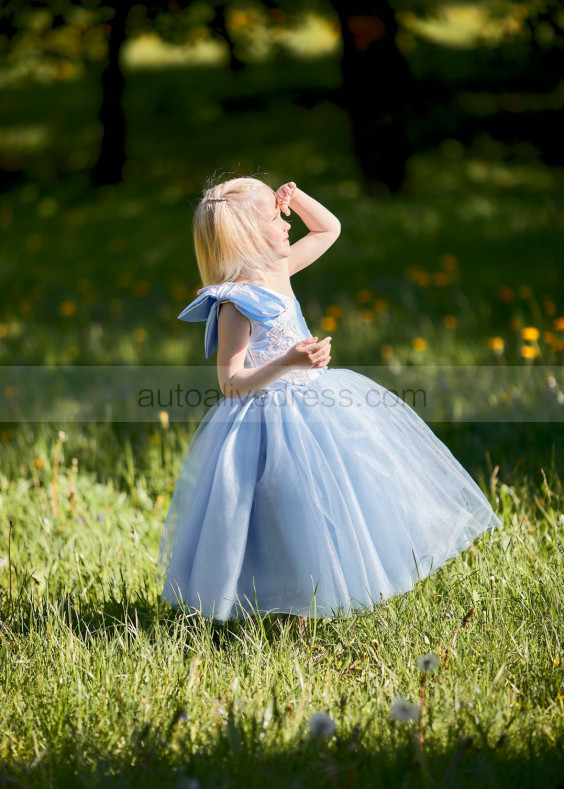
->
[156,176,502,631]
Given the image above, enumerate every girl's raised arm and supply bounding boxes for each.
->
[276,183,341,276]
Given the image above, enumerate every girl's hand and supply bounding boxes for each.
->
[283,336,331,369]
[275,181,297,216]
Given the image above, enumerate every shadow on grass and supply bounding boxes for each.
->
[1,710,562,789]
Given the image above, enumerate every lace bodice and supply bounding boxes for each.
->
[177,282,327,389]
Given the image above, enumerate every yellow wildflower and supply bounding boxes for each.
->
[488,337,504,353]
[356,289,372,303]
[321,317,337,332]
[59,301,76,317]
[434,271,451,286]
[520,345,539,359]
[440,254,458,271]
[521,327,539,341]
[133,328,147,343]
[381,345,393,359]
[133,280,151,296]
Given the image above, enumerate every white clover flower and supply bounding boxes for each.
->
[309,712,337,738]
[390,696,421,722]
[417,653,440,673]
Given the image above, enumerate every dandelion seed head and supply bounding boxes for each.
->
[309,712,337,738]
[417,653,440,673]
[390,696,421,722]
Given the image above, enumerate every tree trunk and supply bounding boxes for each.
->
[91,2,129,187]
[330,0,413,195]
[210,4,245,72]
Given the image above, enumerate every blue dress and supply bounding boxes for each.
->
[157,281,502,621]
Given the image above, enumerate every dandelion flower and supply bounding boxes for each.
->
[519,285,532,298]
[554,317,564,331]
[487,337,504,353]
[321,316,337,332]
[440,254,458,271]
[521,327,539,341]
[133,280,151,297]
[434,271,451,286]
[444,315,457,329]
[133,328,147,343]
[309,712,337,738]
[417,653,440,673]
[520,345,539,360]
[390,696,421,722]
[356,289,372,303]
[412,337,427,351]
[59,301,76,317]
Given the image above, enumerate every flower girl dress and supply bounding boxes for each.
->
[157,282,502,621]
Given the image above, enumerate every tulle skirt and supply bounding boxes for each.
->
[157,368,502,621]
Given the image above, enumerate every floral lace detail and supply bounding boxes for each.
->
[250,311,325,386]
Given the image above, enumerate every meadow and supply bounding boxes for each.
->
[1,46,563,788]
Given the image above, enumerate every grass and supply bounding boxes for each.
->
[0,458,562,788]
[0,47,563,788]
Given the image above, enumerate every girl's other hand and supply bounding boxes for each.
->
[275,181,297,216]
[283,336,331,369]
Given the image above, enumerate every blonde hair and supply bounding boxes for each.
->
[192,176,279,286]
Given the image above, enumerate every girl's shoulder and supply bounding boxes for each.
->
[178,281,288,358]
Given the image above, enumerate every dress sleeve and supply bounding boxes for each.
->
[177,283,288,358]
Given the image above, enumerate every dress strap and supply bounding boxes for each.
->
[178,282,288,358]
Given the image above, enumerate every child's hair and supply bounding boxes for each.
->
[192,176,279,285]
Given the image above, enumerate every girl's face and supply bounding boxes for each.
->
[254,186,291,262]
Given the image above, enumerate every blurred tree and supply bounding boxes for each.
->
[1,0,562,191]
[328,0,413,194]
[209,3,245,71]
[91,1,130,186]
